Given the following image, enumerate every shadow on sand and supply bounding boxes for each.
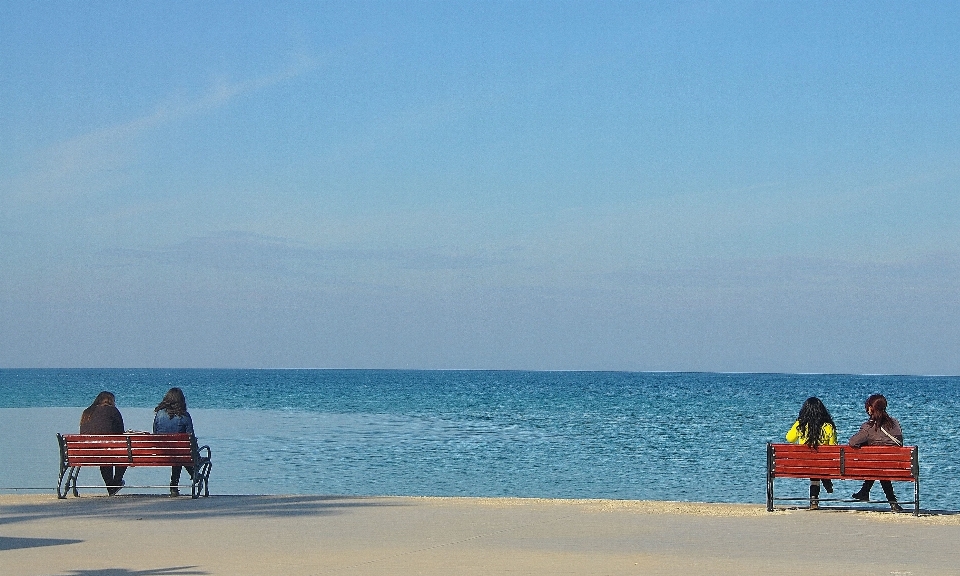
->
[0,535,83,551]
[0,494,406,528]
[51,567,208,576]
[774,502,960,516]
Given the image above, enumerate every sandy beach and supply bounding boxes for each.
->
[3,494,960,575]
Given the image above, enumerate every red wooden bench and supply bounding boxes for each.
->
[57,433,212,499]
[766,443,919,515]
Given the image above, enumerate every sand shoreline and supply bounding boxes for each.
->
[4,494,960,575]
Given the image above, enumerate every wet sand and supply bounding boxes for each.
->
[3,494,960,575]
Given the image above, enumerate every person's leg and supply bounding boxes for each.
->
[107,466,126,495]
[809,479,821,510]
[169,466,183,496]
[880,480,903,512]
[99,466,114,493]
[113,466,126,485]
[853,480,874,500]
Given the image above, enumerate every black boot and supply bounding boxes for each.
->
[809,481,821,510]
[880,481,902,512]
[852,480,874,501]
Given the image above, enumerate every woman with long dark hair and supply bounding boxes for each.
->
[153,387,195,497]
[849,394,904,512]
[79,391,126,495]
[785,397,837,509]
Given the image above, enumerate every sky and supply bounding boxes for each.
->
[1,1,959,374]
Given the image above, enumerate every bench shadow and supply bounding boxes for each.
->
[775,504,960,516]
[51,567,207,576]
[0,494,407,527]
[0,535,83,550]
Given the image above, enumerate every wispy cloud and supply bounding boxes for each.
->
[115,231,506,276]
[4,56,318,209]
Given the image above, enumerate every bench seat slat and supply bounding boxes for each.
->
[67,456,196,465]
[841,468,916,479]
[845,455,913,464]
[129,448,193,455]
[772,466,839,477]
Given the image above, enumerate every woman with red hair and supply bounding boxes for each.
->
[848,394,904,512]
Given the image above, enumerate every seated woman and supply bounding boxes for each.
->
[153,387,196,497]
[785,396,837,510]
[848,394,904,512]
[79,391,126,495]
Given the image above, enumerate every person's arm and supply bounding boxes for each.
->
[848,422,870,447]
[112,408,125,434]
[152,411,160,434]
[183,412,195,436]
[824,423,838,445]
[785,421,801,443]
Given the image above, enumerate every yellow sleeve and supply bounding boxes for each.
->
[823,423,837,445]
[785,421,801,444]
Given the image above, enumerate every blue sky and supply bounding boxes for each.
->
[2,1,959,373]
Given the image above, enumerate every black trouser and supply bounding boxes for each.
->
[99,466,126,490]
[809,478,832,498]
[857,479,898,502]
[170,465,195,486]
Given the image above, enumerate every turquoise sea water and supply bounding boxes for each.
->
[1,369,957,509]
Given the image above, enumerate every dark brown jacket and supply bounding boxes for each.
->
[848,417,903,447]
[79,405,124,434]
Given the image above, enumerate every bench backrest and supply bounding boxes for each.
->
[59,434,196,467]
[767,443,918,482]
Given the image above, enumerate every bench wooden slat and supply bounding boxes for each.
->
[766,444,840,478]
[841,471,916,481]
[845,455,913,464]
[771,467,838,478]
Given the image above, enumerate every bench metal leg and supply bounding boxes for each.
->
[57,467,70,499]
[57,466,81,498]
[914,480,920,516]
[766,443,774,511]
[190,459,212,498]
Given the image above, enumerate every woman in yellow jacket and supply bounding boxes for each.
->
[786,396,838,509]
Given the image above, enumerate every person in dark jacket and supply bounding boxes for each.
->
[152,387,195,497]
[79,391,126,495]
[848,394,904,512]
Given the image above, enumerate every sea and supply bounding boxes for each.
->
[1,369,957,510]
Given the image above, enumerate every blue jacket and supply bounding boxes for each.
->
[153,411,194,435]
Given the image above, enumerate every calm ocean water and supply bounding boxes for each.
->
[1,369,957,509]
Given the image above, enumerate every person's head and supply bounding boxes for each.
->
[865,394,890,426]
[797,396,834,448]
[91,391,115,408]
[155,387,187,416]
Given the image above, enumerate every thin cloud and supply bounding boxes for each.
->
[4,56,319,209]
[114,231,506,275]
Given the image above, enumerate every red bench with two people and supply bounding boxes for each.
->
[57,432,212,499]
[766,442,919,515]
[769,394,918,515]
